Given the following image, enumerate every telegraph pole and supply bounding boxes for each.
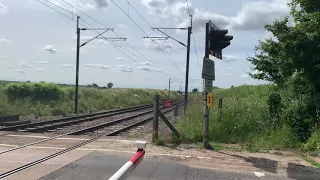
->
[73,17,121,114]
[184,26,192,111]
[203,23,210,149]
[75,16,80,114]
[147,27,191,111]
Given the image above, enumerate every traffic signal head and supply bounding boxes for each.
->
[208,29,233,60]
[210,29,233,49]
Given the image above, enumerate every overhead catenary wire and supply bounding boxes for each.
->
[124,0,178,62]
[184,0,202,75]
[79,17,170,78]
[185,0,192,16]
[110,0,181,72]
[38,0,172,79]
[37,0,86,27]
[59,0,171,77]
[192,33,201,74]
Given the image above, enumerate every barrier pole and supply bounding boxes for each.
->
[108,141,147,180]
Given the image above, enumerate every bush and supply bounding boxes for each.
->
[5,82,63,102]
[0,82,182,117]
[304,131,320,151]
[176,84,303,151]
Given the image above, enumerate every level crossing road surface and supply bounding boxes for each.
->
[39,151,294,180]
[0,132,319,180]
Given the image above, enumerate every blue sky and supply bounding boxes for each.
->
[0,0,290,91]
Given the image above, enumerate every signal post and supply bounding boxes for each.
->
[202,21,233,149]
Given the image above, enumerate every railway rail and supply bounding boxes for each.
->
[0,101,171,132]
[0,101,183,155]
[0,103,182,179]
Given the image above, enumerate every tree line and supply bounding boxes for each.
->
[248,0,320,142]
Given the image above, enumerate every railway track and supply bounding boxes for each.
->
[0,101,183,155]
[0,103,182,179]
[0,102,167,132]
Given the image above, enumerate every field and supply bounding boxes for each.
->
[0,81,181,117]
[176,85,320,154]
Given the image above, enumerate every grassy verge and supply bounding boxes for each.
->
[305,156,320,168]
[176,85,305,152]
[0,82,181,117]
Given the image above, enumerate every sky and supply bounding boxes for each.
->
[0,0,291,91]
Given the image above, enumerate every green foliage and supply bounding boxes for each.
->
[156,135,165,146]
[177,85,303,151]
[5,82,64,102]
[305,156,320,168]
[0,82,181,117]
[107,82,114,88]
[247,0,320,143]
[304,131,320,151]
[192,88,198,93]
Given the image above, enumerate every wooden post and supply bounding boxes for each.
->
[218,97,222,122]
[174,105,178,117]
[159,111,180,137]
[152,95,160,142]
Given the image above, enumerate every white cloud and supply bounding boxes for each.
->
[252,69,262,75]
[97,39,109,45]
[226,67,233,70]
[85,64,111,69]
[36,68,44,72]
[0,2,9,13]
[61,64,74,68]
[137,66,152,71]
[144,38,173,51]
[8,66,12,69]
[20,63,33,68]
[137,65,162,72]
[118,65,134,72]
[241,73,250,78]
[117,24,129,29]
[0,38,12,44]
[51,0,109,11]
[137,61,152,66]
[20,60,27,63]
[17,69,25,73]
[0,56,4,60]
[116,57,124,61]
[36,61,49,64]
[44,45,59,53]
[221,55,241,63]
[152,67,162,72]
[143,0,290,33]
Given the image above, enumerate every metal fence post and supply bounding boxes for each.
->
[174,105,178,117]
[152,95,160,143]
[218,97,222,122]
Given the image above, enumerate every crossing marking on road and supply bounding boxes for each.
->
[254,172,265,177]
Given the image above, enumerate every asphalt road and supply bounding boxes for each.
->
[38,151,304,180]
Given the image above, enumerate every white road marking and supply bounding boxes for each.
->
[0,143,208,159]
[254,172,265,177]
[4,134,149,143]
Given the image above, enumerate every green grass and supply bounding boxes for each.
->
[0,83,181,117]
[305,156,320,168]
[176,84,303,152]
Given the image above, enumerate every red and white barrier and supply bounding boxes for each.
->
[108,141,147,180]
